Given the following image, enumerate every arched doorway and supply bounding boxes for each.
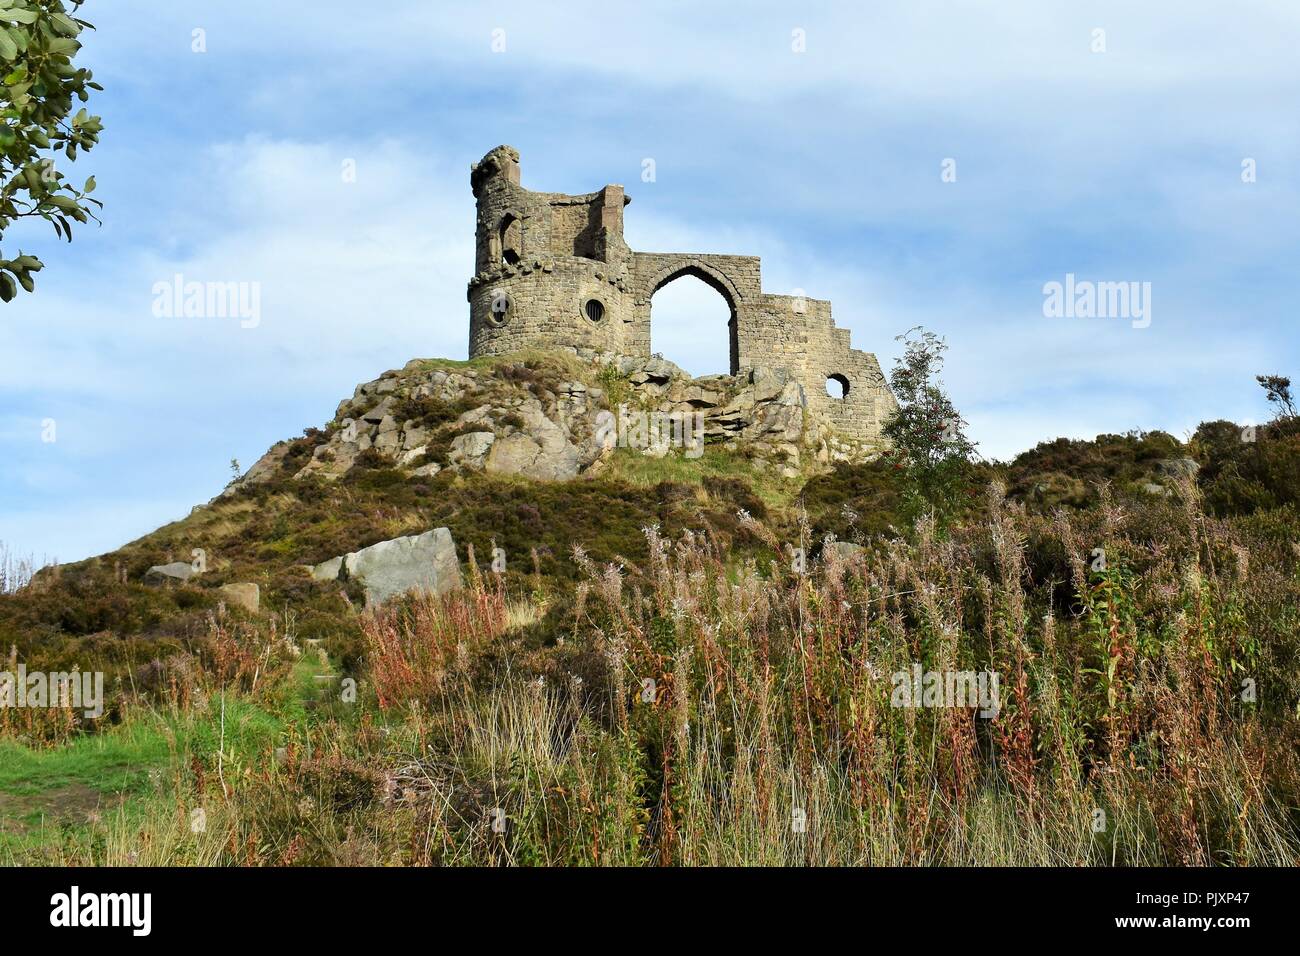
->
[648,266,739,376]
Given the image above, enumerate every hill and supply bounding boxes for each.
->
[1,350,1298,865]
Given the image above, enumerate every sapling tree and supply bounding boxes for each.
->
[881,327,978,526]
[0,0,103,301]
[1256,374,1296,420]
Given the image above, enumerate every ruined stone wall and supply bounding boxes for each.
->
[467,255,636,358]
[468,147,637,357]
[466,145,897,453]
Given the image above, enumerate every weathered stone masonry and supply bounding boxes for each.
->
[466,145,896,448]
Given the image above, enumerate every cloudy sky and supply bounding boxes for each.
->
[2,1,1298,564]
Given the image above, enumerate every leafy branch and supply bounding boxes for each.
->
[0,0,103,301]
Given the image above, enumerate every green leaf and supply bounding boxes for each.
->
[0,271,16,302]
[0,25,16,60]
[83,175,94,193]
[0,9,37,25]
[50,13,80,36]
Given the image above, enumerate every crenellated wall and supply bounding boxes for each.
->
[466,145,896,452]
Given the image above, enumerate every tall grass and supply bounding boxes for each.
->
[13,484,1299,866]
[346,481,1299,865]
[0,540,51,595]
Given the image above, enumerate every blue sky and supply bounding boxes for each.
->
[2,0,1298,563]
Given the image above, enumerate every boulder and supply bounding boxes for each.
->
[486,431,580,480]
[238,442,291,484]
[398,445,428,466]
[219,583,260,614]
[484,402,581,480]
[401,426,428,450]
[311,556,344,582]
[144,562,195,584]
[626,356,678,389]
[449,430,496,465]
[311,528,462,606]
[456,404,494,426]
[360,398,394,425]
[749,366,790,403]
[681,384,722,408]
[373,429,402,454]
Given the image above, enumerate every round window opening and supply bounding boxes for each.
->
[488,291,512,327]
[584,298,605,323]
[826,374,850,400]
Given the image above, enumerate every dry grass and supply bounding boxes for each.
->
[0,540,51,595]
[299,481,1297,865]
[9,480,1300,866]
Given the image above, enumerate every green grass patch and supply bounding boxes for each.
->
[602,445,802,508]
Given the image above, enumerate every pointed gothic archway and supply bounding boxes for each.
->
[645,261,741,375]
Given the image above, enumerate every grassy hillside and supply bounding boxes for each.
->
[2,359,1298,865]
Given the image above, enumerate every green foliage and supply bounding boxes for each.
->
[1005,430,1184,509]
[880,327,978,527]
[597,360,630,409]
[7,357,1300,866]
[392,393,476,431]
[1257,373,1296,419]
[799,459,905,547]
[1194,417,1300,517]
[0,0,102,300]
[5,428,1300,865]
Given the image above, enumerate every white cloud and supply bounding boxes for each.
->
[1,136,476,561]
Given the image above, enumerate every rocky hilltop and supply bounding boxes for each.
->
[230,348,884,496]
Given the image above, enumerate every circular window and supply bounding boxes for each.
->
[825,374,850,400]
[584,298,605,323]
[487,290,512,327]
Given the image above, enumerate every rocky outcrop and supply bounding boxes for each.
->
[485,401,582,480]
[226,349,888,498]
[576,352,813,476]
[311,528,462,607]
[218,583,260,614]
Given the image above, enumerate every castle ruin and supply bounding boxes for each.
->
[466,145,896,450]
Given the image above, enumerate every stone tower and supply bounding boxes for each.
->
[467,145,897,449]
